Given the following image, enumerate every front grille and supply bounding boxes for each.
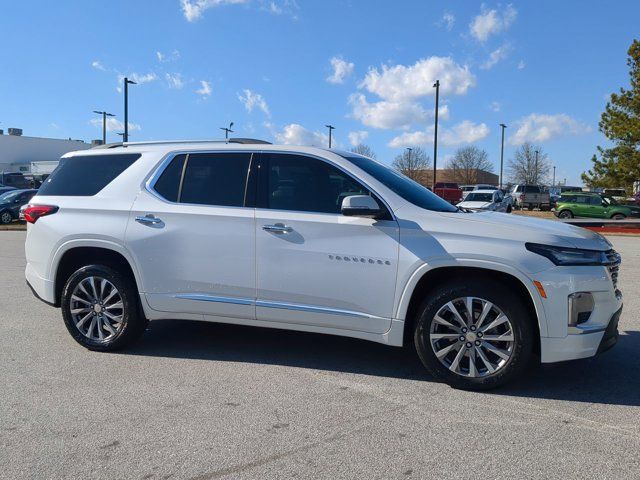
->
[605,249,621,290]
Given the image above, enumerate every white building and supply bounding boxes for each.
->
[0,128,92,175]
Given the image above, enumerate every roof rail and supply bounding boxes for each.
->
[91,138,272,149]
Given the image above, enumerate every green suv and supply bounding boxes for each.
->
[554,192,632,219]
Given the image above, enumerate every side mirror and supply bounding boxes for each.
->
[341,195,383,218]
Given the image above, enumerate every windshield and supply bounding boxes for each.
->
[465,192,493,202]
[342,155,458,212]
[0,191,21,202]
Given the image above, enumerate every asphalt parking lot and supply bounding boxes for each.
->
[1,231,639,479]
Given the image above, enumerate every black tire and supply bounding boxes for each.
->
[611,213,626,220]
[413,279,534,390]
[506,205,512,213]
[0,210,13,225]
[558,209,573,219]
[61,264,147,351]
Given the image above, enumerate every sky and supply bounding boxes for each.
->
[0,0,638,185]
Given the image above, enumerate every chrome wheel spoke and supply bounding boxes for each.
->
[105,301,123,311]
[70,276,124,342]
[474,300,493,329]
[435,342,459,359]
[430,296,515,378]
[482,341,511,361]
[480,314,508,333]
[446,301,468,328]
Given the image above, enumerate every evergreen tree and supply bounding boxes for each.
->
[582,39,640,191]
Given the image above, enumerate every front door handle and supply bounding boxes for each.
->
[135,214,163,225]
[262,223,293,234]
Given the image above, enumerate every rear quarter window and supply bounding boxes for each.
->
[38,153,141,196]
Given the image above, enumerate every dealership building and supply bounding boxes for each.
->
[0,128,93,176]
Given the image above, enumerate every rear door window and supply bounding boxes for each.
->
[179,152,251,207]
[38,154,141,196]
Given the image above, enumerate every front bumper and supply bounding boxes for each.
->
[540,306,622,363]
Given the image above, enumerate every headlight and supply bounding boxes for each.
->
[525,243,608,266]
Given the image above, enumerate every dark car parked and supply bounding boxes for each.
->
[0,189,38,224]
[0,185,17,196]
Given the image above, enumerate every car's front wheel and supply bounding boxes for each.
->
[0,210,13,224]
[413,280,534,390]
[558,209,573,219]
[611,213,626,220]
[61,265,147,351]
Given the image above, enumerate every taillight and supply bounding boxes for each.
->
[23,205,58,224]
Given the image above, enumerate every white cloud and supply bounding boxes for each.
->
[274,124,329,147]
[348,130,369,146]
[195,80,212,97]
[165,73,184,89]
[90,117,141,133]
[238,89,270,115]
[157,49,181,62]
[116,72,157,92]
[441,120,490,146]
[517,60,526,70]
[360,57,475,102]
[327,56,355,84]
[440,12,455,30]
[490,101,501,112]
[388,120,489,148]
[509,113,591,145]
[349,93,428,130]
[481,43,512,70]
[262,0,299,18]
[469,4,517,42]
[180,0,248,21]
[91,61,105,71]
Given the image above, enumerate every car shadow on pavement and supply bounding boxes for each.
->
[125,320,640,406]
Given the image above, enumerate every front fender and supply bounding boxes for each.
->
[394,258,549,337]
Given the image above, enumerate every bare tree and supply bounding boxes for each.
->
[350,144,377,159]
[447,146,494,184]
[392,147,431,181]
[507,142,552,185]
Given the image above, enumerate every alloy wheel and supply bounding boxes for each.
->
[70,276,125,342]
[0,212,11,224]
[429,297,515,377]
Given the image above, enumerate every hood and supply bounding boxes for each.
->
[458,200,492,210]
[405,209,612,251]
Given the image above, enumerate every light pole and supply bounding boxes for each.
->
[499,124,507,189]
[93,110,115,144]
[325,124,335,148]
[123,77,137,142]
[534,149,539,184]
[220,122,234,140]
[432,79,440,189]
[552,166,556,188]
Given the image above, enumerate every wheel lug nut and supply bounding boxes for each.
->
[477,332,483,338]
[462,328,468,333]
[470,325,476,331]
[459,336,465,342]
[466,342,472,349]
[475,340,481,346]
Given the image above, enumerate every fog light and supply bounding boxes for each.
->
[568,292,594,326]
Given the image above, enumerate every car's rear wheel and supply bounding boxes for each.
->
[413,280,534,390]
[0,210,12,224]
[61,265,146,351]
[558,209,573,219]
[611,213,626,220]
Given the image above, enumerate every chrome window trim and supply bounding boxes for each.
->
[144,149,257,209]
[257,150,396,221]
[144,149,395,221]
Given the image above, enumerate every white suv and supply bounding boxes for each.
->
[24,140,623,389]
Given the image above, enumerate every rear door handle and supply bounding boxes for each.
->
[135,214,162,225]
[262,223,293,234]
